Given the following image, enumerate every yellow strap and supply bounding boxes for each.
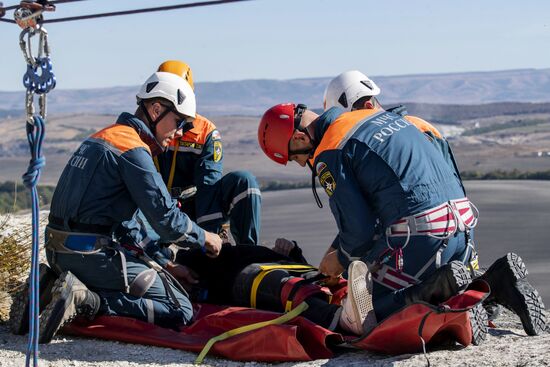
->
[250,269,275,308]
[250,265,316,308]
[285,300,293,312]
[194,302,309,364]
[166,140,180,192]
[153,156,160,172]
[258,264,316,271]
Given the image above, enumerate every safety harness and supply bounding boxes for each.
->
[373,198,480,291]
[44,225,188,312]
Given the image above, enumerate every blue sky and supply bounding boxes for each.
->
[0,0,549,91]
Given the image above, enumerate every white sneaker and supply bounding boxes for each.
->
[339,261,377,335]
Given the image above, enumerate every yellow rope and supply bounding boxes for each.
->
[166,140,180,192]
[194,302,309,364]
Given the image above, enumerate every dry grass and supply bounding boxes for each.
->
[0,214,43,321]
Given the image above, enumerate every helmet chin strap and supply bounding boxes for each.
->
[139,100,173,147]
[300,126,323,209]
[306,159,323,209]
[291,104,323,209]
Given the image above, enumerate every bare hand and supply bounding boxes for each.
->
[204,230,222,258]
[272,238,296,256]
[319,249,344,281]
[165,262,199,290]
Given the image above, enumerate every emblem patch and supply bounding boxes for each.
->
[213,141,222,162]
[316,162,327,175]
[319,170,336,196]
[211,130,221,140]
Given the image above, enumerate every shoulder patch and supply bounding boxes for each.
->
[213,141,222,162]
[211,129,221,141]
[316,162,327,175]
[319,169,336,196]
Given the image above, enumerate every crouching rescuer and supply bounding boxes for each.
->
[10,71,223,343]
[257,102,547,341]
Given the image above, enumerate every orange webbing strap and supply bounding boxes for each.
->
[195,302,309,364]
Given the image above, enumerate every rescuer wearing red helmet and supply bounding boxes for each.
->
[257,102,546,339]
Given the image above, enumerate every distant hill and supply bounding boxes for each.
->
[1,68,549,116]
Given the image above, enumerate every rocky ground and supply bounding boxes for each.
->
[1,204,549,367]
[0,308,549,367]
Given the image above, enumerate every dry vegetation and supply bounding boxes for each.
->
[0,214,47,321]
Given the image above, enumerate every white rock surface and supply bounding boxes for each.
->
[0,309,549,367]
[1,213,548,367]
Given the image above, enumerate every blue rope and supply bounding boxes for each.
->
[22,115,46,367]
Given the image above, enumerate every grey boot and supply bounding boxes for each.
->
[39,271,100,344]
[403,261,472,305]
[9,263,58,335]
[477,253,546,336]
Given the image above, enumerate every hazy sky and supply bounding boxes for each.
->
[0,0,549,91]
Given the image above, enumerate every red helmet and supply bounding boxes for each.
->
[258,103,306,165]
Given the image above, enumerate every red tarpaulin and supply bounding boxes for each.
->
[63,281,488,362]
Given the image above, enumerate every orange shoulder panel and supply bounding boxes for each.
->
[178,113,217,145]
[92,124,151,154]
[312,109,381,162]
[404,115,442,139]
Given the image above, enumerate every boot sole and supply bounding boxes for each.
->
[504,253,528,281]
[9,263,57,335]
[468,303,488,345]
[38,272,78,344]
[348,261,376,334]
[514,280,546,336]
[450,260,473,291]
[490,253,546,336]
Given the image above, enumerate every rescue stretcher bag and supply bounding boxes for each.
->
[62,280,489,362]
[351,279,490,354]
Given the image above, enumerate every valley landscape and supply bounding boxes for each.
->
[1,68,549,366]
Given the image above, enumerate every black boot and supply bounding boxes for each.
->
[478,253,546,336]
[468,302,489,345]
[403,261,472,305]
[39,271,101,344]
[9,263,58,335]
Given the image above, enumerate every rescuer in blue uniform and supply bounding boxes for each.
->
[28,71,223,344]
[153,60,261,246]
[257,102,546,338]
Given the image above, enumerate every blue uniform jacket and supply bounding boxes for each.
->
[156,114,223,221]
[312,108,465,267]
[49,113,206,264]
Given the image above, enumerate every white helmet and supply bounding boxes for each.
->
[136,71,196,118]
[323,70,381,111]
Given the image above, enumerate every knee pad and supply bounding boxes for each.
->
[129,269,157,297]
